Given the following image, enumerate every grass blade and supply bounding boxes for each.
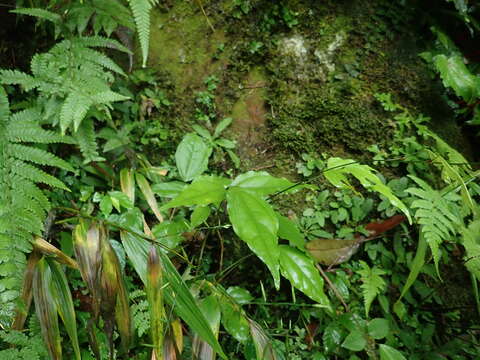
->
[120,168,136,203]
[48,259,81,360]
[33,258,62,360]
[34,236,78,269]
[136,172,164,222]
[147,246,165,359]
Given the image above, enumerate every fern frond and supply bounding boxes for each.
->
[60,92,93,133]
[0,70,38,91]
[8,144,74,171]
[462,220,480,281]
[127,0,158,67]
[11,8,62,24]
[12,160,69,191]
[357,261,386,316]
[0,87,71,325]
[80,48,126,76]
[77,35,133,54]
[74,118,103,163]
[406,175,460,273]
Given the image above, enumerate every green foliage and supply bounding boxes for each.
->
[0,87,71,326]
[0,322,48,360]
[357,261,386,316]
[126,0,158,67]
[406,175,460,272]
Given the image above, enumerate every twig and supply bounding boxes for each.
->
[316,264,349,311]
[195,0,215,32]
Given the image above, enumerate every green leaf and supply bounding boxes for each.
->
[136,173,163,223]
[191,206,211,228]
[379,344,407,360]
[108,191,134,211]
[152,181,186,198]
[341,330,366,352]
[397,232,427,302]
[278,245,330,307]
[33,258,62,360]
[120,232,226,358]
[175,133,212,182]
[226,286,253,305]
[367,318,389,340]
[100,195,113,216]
[48,260,81,360]
[433,54,479,103]
[120,168,136,203]
[11,8,61,23]
[276,213,305,249]
[192,295,221,360]
[227,187,280,289]
[358,261,386,317]
[323,322,342,353]
[230,171,294,196]
[219,298,250,343]
[214,117,233,138]
[162,176,231,210]
[324,158,411,224]
[461,221,480,282]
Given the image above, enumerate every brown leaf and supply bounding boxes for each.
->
[34,236,78,269]
[305,238,361,266]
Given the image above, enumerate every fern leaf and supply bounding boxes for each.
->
[406,175,460,274]
[357,261,386,316]
[12,160,69,191]
[461,221,480,281]
[8,144,74,171]
[81,48,126,76]
[73,118,103,163]
[60,92,93,133]
[0,70,38,91]
[7,120,73,144]
[127,0,158,67]
[95,90,130,104]
[77,35,133,54]
[11,8,61,24]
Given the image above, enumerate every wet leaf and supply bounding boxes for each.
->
[276,213,304,249]
[379,344,407,360]
[305,238,361,266]
[162,175,231,210]
[136,172,164,223]
[279,245,330,307]
[230,171,294,196]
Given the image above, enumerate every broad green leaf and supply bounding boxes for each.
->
[146,246,165,359]
[136,172,163,223]
[162,175,231,210]
[152,219,189,249]
[109,191,134,211]
[367,318,389,340]
[323,322,342,353]
[279,245,330,307]
[324,158,411,224]
[220,298,250,343]
[379,344,407,360]
[121,232,226,358]
[433,53,479,103]
[227,187,280,288]
[191,206,211,228]
[397,232,427,302]
[249,319,278,360]
[100,195,113,216]
[226,286,253,305]
[175,133,212,181]
[341,330,366,352]
[276,213,304,249]
[120,168,136,203]
[230,171,295,196]
[192,124,212,139]
[48,259,81,360]
[214,117,233,138]
[33,258,62,360]
[192,295,221,360]
[152,181,186,198]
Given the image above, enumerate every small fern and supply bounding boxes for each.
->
[406,175,461,273]
[461,220,480,281]
[0,87,71,326]
[127,0,159,67]
[0,316,48,359]
[0,37,129,162]
[357,261,386,317]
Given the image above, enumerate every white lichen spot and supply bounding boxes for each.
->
[281,35,308,62]
[314,32,346,74]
